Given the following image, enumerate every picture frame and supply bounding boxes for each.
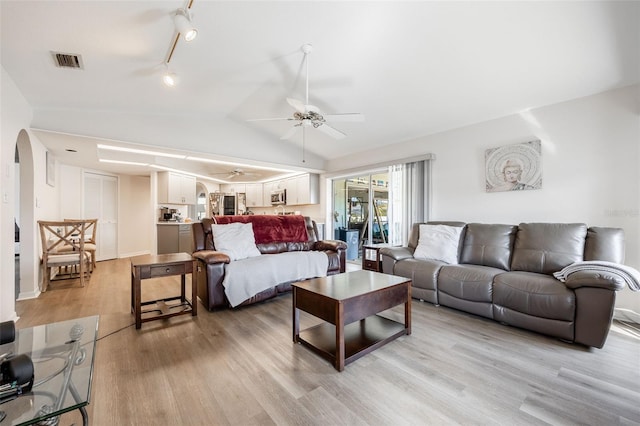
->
[46,151,55,187]
[485,140,542,193]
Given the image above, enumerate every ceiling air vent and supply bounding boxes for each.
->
[52,52,84,69]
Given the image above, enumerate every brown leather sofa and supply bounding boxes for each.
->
[192,215,346,310]
[380,222,626,348]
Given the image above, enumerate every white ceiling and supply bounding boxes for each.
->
[2,1,638,182]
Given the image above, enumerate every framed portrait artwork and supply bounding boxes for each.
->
[46,151,55,187]
[485,140,542,193]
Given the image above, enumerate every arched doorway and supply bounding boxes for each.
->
[16,129,39,299]
[196,182,209,220]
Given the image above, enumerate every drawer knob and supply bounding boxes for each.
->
[166,268,170,273]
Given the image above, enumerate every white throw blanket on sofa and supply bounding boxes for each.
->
[222,251,329,307]
[553,260,640,291]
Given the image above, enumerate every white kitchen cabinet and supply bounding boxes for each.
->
[285,177,298,206]
[245,183,264,207]
[220,183,246,194]
[286,173,319,205]
[158,172,196,204]
[263,181,275,206]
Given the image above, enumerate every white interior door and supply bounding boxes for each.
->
[84,172,118,261]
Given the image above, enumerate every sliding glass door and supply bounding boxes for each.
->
[332,171,389,262]
[331,157,432,262]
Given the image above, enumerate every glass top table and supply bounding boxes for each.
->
[0,316,99,426]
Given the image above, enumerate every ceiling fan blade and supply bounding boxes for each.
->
[247,117,293,122]
[286,98,306,113]
[280,125,301,140]
[316,123,346,139]
[323,113,365,122]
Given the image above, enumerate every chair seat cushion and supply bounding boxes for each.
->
[46,253,83,264]
[493,271,575,321]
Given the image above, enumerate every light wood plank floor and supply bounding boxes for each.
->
[15,258,640,425]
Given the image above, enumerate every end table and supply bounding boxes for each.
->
[362,243,393,272]
[130,253,197,329]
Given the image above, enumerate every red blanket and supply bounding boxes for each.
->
[213,215,308,245]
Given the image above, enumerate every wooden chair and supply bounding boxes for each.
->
[62,218,98,270]
[38,220,92,292]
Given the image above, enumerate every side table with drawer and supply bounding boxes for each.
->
[362,243,393,272]
[130,252,197,329]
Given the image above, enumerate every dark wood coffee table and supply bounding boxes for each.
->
[292,270,411,371]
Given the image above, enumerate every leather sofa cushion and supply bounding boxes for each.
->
[511,223,587,274]
[460,223,517,270]
[438,264,504,303]
[394,258,444,291]
[585,227,625,263]
[257,241,315,254]
[493,271,575,321]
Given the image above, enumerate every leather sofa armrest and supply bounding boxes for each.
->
[380,246,414,262]
[563,270,626,291]
[314,239,348,252]
[192,250,231,265]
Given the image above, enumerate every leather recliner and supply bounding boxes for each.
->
[192,216,346,310]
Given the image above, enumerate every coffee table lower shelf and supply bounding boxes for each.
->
[297,315,406,367]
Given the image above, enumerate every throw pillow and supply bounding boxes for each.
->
[413,224,463,264]
[211,222,261,261]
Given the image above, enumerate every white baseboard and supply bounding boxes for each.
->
[17,290,41,301]
[613,308,640,324]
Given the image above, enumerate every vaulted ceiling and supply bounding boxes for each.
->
[2,1,638,182]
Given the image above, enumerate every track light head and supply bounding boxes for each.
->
[162,64,178,87]
[174,8,197,42]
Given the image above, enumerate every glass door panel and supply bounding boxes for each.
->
[332,171,389,262]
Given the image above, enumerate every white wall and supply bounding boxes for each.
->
[119,175,152,257]
[1,67,32,321]
[1,66,63,316]
[327,85,640,314]
[58,165,83,219]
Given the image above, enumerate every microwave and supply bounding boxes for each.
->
[270,189,286,205]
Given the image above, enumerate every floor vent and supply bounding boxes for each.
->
[52,52,83,69]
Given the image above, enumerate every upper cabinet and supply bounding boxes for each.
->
[221,183,262,208]
[158,172,196,205]
[211,173,319,207]
[286,173,319,205]
[245,183,263,208]
[262,181,275,206]
[220,183,246,194]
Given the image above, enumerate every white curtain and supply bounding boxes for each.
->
[389,160,430,246]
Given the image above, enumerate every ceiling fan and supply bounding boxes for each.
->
[210,168,260,180]
[248,44,364,155]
